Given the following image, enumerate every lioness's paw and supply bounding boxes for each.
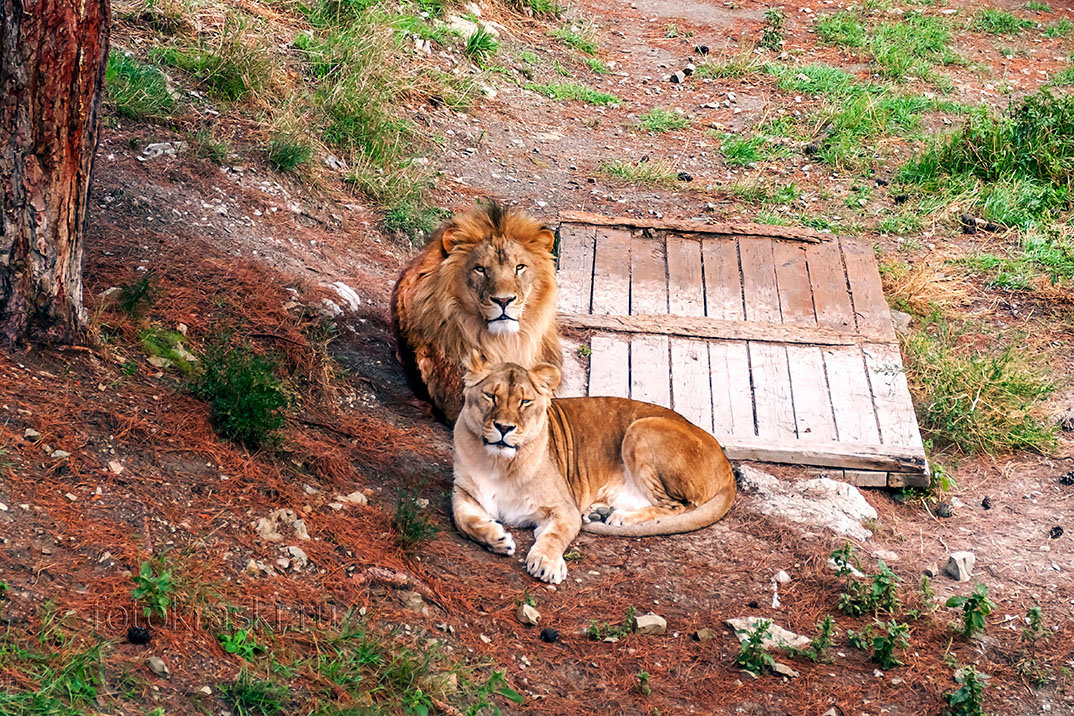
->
[526,549,567,584]
[488,531,516,556]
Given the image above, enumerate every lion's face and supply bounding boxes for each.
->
[460,361,561,458]
[442,207,556,336]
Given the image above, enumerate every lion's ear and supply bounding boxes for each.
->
[440,226,461,254]
[529,363,561,395]
[532,227,556,254]
[462,351,490,386]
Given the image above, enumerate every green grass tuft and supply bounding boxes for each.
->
[393,489,441,552]
[974,8,1033,35]
[151,15,271,101]
[549,27,598,54]
[106,51,175,119]
[266,135,312,172]
[526,82,620,105]
[815,11,866,47]
[221,670,289,716]
[464,26,499,65]
[1044,18,1073,38]
[637,107,689,133]
[598,159,678,186]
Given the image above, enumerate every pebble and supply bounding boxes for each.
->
[692,627,717,642]
[936,502,954,518]
[403,591,427,614]
[52,450,71,459]
[1050,526,1064,539]
[286,545,308,569]
[773,570,791,584]
[108,461,124,475]
[772,662,799,678]
[24,428,41,441]
[516,603,541,626]
[981,497,993,510]
[632,612,667,635]
[923,564,940,578]
[198,686,212,696]
[873,550,898,562]
[669,71,686,84]
[146,656,170,678]
[944,551,976,582]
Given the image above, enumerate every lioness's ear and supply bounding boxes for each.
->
[530,363,561,395]
[532,227,556,254]
[462,351,490,386]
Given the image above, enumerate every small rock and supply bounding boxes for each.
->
[176,323,189,335]
[146,656,170,678]
[147,355,173,369]
[127,626,151,645]
[403,591,426,613]
[772,662,799,678]
[1050,526,1064,539]
[873,550,899,562]
[682,63,696,76]
[479,633,492,644]
[1060,471,1074,486]
[773,570,791,584]
[276,557,290,570]
[24,428,41,441]
[539,627,559,643]
[336,490,368,506]
[935,502,954,518]
[944,551,975,582]
[803,143,820,155]
[516,603,541,626]
[726,617,810,649]
[108,461,124,475]
[890,310,912,333]
[52,450,71,459]
[669,71,686,84]
[632,612,667,635]
[692,627,717,642]
[198,686,212,696]
[677,171,693,182]
[65,492,77,501]
[981,497,993,510]
[828,558,865,578]
[1057,408,1074,432]
[286,545,308,569]
[923,564,940,578]
[950,497,965,509]
[254,509,310,542]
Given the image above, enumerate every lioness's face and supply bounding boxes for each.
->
[463,239,542,335]
[461,362,560,458]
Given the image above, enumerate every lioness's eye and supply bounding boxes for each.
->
[473,265,486,275]
[520,399,532,407]
[482,392,495,402]
[515,264,526,274]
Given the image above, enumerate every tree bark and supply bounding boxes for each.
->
[0,0,110,345]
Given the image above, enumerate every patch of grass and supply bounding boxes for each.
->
[870,13,956,80]
[392,489,441,552]
[526,82,620,105]
[118,0,190,34]
[219,629,265,661]
[549,27,598,54]
[633,670,652,695]
[151,15,272,101]
[221,670,289,716]
[598,159,678,186]
[383,202,449,242]
[638,107,689,133]
[585,57,610,74]
[0,625,105,715]
[761,7,785,51]
[191,128,233,164]
[106,51,175,120]
[902,319,1057,454]
[508,0,560,16]
[1044,19,1073,38]
[877,212,922,235]
[720,133,771,167]
[957,232,1074,291]
[732,179,801,205]
[191,340,289,449]
[266,135,312,172]
[587,606,636,640]
[815,11,866,48]
[464,26,499,65]
[696,51,765,79]
[117,274,156,317]
[1025,1,1052,12]
[946,582,996,638]
[768,63,859,97]
[839,560,901,617]
[139,325,197,374]
[974,8,1033,35]
[131,559,174,620]
[1052,65,1074,86]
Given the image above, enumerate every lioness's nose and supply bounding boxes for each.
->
[491,296,516,309]
[494,422,515,436]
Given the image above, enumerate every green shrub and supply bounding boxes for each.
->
[106,51,175,119]
[849,620,910,670]
[839,560,901,617]
[945,666,988,716]
[733,619,777,674]
[392,489,441,552]
[946,582,996,638]
[132,560,174,620]
[267,136,312,172]
[761,8,785,50]
[192,341,289,448]
[151,16,271,101]
[464,26,499,65]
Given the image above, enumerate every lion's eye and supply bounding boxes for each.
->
[520,399,532,407]
[515,264,526,275]
[482,392,495,403]
[473,266,486,276]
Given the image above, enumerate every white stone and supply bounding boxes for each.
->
[108,461,124,475]
[944,551,975,582]
[331,281,362,312]
[286,546,309,569]
[726,617,810,649]
[736,465,878,540]
[146,656,170,678]
[52,450,71,459]
[516,603,541,626]
[254,509,310,542]
[632,612,667,635]
[24,428,41,441]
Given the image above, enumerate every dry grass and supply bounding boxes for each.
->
[880,258,971,317]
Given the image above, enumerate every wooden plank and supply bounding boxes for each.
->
[591,228,631,316]
[630,334,671,407]
[558,312,888,346]
[823,345,881,444]
[630,233,668,315]
[556,224,595,314]
[701,238,744,321]
[842,238,897,342]
[723,436,928,473]
[709,341,754,439]
[749,342,796,440]
[806,239,855,333]
[786,344,837,442]
[887,471,931,488]
[588,335,629,398]
[557,338,589,398]
[670,338,713,432]
[739,238,782,323]
[559,210,828,242]
[772,241,816,327]
[666,235,705,316]
[863,342,924,449]
[844,469,889,487]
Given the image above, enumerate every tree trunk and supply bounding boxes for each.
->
[0,0,110,345]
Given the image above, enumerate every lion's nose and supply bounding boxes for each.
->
[494,422,515,436]
[490,296,516,309]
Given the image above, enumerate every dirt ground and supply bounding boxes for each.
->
[2,0,1074,713]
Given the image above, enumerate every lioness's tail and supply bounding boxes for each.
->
[581,484,736,537]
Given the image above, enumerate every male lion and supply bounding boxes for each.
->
[390,202,561,423]
[452,357,737,584]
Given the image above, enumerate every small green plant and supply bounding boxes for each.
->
[191,340,289,449]
[219,628,264,660]
[587,606,636,640]
[132,560,174,620]
[1025,1,1051,12]
[830,542,862,577]
[549,26,598,54]
[974,8,1033,35]
[946,582,995,638]
[945,665,988,716]
[221,669,289,716]
[464,26,499,65]
[470,670,525,712]
[117,274,156,317]
[848,620,910,669]
[383,203,448,243]
[633,671,652,695]
[664,23,680,38]
[267,135,312,172]
[761,8,785,50]
[106,51,175,119]
[392,489,441,553]
[563,546,585,560]
[720,133,770,167]
[585,57,610,74]
[1022,605,1045,641]
[638,107,689,133]
[734,619,776,674]
[696,51,765,79]
[526,82,620,105]
[598,159,678,187]
[786,615,837,662]
[1043,19,1073,37]
[139,325,197,374]
[192,128,233,164]
[574,345,591,360]
[839,560,901,617]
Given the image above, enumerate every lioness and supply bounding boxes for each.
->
[453,357,736,584]
[390,202,561,423]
